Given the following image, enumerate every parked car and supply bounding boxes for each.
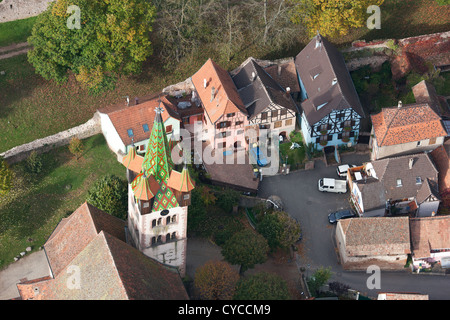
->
[336,164,357,177]
[318,178,347,193]
[250,146,268,167]
[328,209,357,224]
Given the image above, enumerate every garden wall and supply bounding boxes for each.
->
[0,112,101,164]
[0,0,54,23]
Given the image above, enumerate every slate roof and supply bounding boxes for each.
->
[191,58,247,124]
[232,57,299,119]
[339,217,411,257]
[371,103,447,147]
[44,202,127,277]
[410,215,450,259]
[295,33,365,125]
[104,95,181,146]
[18,231,189,300]
[355,153,439,211]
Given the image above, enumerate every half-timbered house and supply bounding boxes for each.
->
[295,33,365,150]
[231,57,299,141]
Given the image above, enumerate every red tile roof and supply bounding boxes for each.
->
[44,202,126,277]
[410,215,450,259]
[191,58,247,124]
[430,140,450,193]
[371,103,447,147]
[105,95,180,146]
[167,166,195,192]
[264,59,300,93]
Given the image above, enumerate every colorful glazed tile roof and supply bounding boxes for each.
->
[122,144,137,168]
[131,172,160,201]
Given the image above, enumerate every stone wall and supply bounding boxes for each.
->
[0,0,54,23]
[0,112,101,165]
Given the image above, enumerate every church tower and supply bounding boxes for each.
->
[124,104,194,277]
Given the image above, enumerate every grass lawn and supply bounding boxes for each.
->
[279,132,306,170]
[0,16,38,47]
[0,134,125,270]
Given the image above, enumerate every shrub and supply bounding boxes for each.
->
[68,137,84,159]
[26,151,43,174]
[216,188,240,213]
[233,272,291,300]
[86,175,128,220]
[194,261,239,300]
[0,156,12,196]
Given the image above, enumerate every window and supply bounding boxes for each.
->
[151,237,156,245]
[429,137,436,145]
[152,219,156,228]
[157,235,162,243]
[183,117,190,124]
[166,233,171,242]
[219,142,226,149]
[274,121,282,128]
[316,102,328,110]
[138,144,145,152]
[235,121,243,126]
[285,119,292,126]
[220,131,228,138]
[157,218,162,226]
[280,109,287,117]
[417,141,422,147]
[171,232,177,240]
[171,215,176,223]
[166,125,173,133]
[226,113,235,118]
[259,124,270,130]
[396,179,402,187]
[237,129,244,135]
[197,115,203,121]
[271,110,278,118]
[416,177,422,184]
[218,121,229,129]
[142,124,149,132]
[261,112,268,121]
[127,129,134,137]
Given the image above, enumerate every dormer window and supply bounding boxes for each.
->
[416,177,422,184]
[316,102,328,110]
[396,179,402,187]
[127,129,134,137]
[142,124,149,132]
[332,78,338,86]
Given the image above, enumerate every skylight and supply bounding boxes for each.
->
[416,177,422,184]
[396,179,402,187]
[143,124,149,132]
[127,129,134,137]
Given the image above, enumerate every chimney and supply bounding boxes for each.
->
[203,78,207,89]
[277,65,282,76]
[135,97,139,105]
[315,30,322,49]
[286,87,291,93]
[251,72,256,81]
[210,87,215,102]
[409,158,414,169]
[398,100,402,108]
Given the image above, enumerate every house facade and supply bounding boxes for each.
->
[347,153,440,217]
[231,57,299,140]
[191,58,250,152]
[294,33,365,150]
[335,217,411,270]
[370,102,447,160]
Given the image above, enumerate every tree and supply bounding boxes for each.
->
[221,229,269,274]
[25,151,44,174]
[233,272,291,300]
[68,137,84,160]
[257,211,301,250]
[216,188,240,213]
[307,267,332,297]
[86,175,128,220]
[194,260,240,300]
[0,156,12,196]
[289,0,385,38]
[27,0,156,92]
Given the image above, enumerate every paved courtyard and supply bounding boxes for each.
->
[258,152,371,271]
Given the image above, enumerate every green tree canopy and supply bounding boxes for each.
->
[27,0,156,92]
[86,174,128,220]
[257,210,301,250]
[307,267,332,297]
[233,272,291,300]
[194,260,240,300]
[221,229,269,274]
[289,0,384,38]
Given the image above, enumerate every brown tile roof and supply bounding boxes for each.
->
[104,95,181,146]
[412,80,443,115]
[339,217,411,256]
[430,140,450,192]
[44,202,126,277]
[264,59,301,93]
[295,33,365,125]
[167,167,195,192]
[371,103,447,147]
[410,215,450,259]
[18,231,189,300]
[191,58,247,124]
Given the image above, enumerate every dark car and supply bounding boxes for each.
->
[328,209,357,224]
